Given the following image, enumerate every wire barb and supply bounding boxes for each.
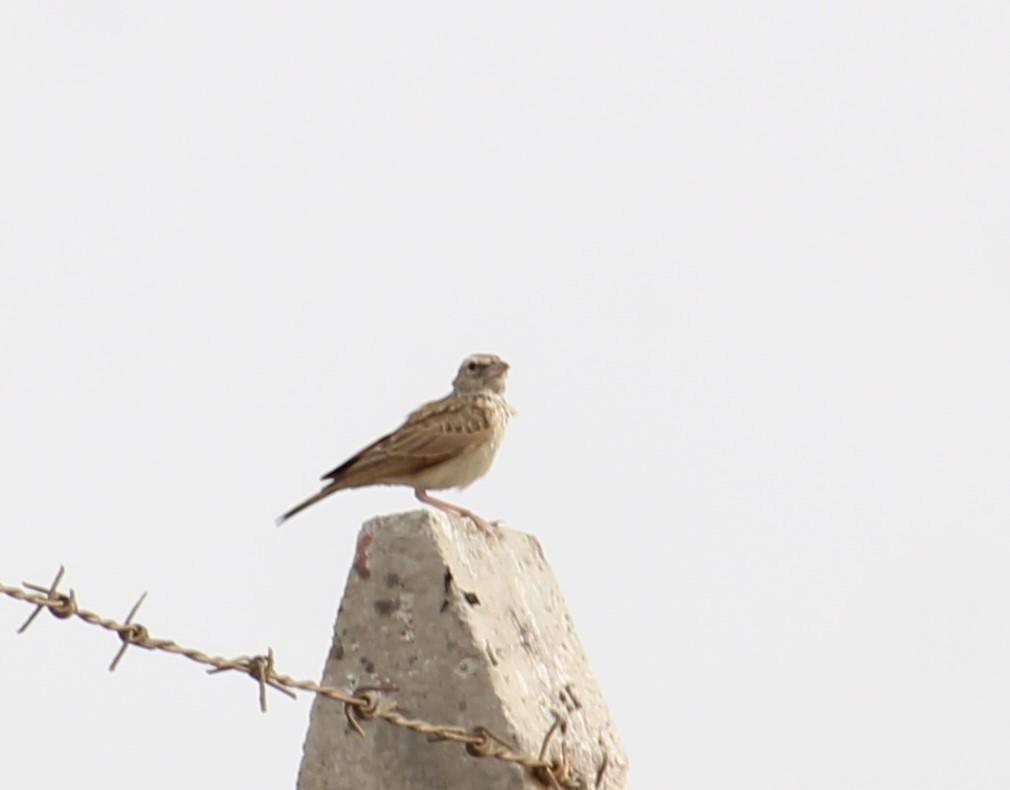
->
[465,726,518,758]
[533,713,579,789]
[344,685,399,736]
[17,565,77,633]
[109,591,149,671]
[207,648,297,712]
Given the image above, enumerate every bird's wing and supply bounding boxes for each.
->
[321,396,493,487]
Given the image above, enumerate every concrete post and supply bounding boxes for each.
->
[296,509,627,790]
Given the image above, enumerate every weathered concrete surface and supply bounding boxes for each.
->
[297,509,627,790]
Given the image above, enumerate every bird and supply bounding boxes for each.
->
[277,353,513,533]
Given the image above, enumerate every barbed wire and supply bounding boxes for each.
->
[1,565,581,789]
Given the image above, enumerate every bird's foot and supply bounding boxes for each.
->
[458,509,498,537]
[415,488,497,536]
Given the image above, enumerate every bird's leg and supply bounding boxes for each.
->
[414,488,496,536]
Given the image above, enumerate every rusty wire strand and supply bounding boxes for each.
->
[1,569,580,788]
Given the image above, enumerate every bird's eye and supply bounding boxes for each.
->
[467,361,479,372]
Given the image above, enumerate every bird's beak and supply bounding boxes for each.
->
[488,360,510,378]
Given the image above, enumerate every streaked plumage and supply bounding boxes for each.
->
[277,354,512,532]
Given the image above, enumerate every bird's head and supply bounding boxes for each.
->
[452,353,510,395]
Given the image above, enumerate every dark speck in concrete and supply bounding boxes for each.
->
[374,598,398,616]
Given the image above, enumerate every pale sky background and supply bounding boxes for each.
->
[2,2,1009,788]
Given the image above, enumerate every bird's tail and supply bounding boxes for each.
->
[275,482,342,527]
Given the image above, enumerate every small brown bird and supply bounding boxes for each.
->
[277,353,513,532]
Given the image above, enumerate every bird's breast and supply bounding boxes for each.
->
[416,394,511,491]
